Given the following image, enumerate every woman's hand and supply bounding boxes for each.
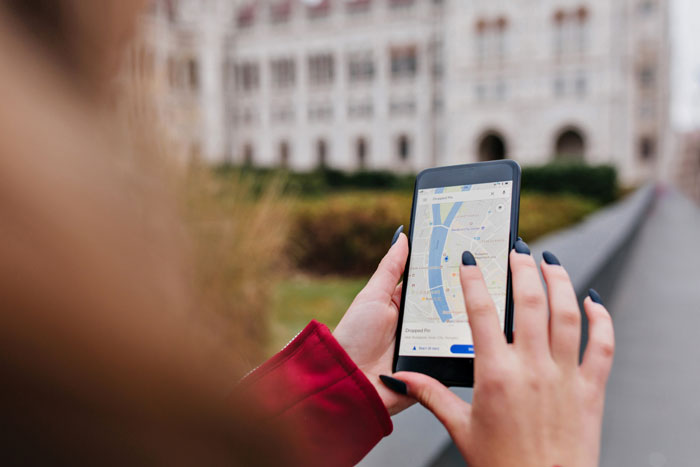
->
[333,226,414,415]
[386,242,615,467]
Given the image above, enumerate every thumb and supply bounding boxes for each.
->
[391,372,471,439]
[363,226,408,296]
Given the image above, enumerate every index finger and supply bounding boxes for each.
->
[460,251,507,360]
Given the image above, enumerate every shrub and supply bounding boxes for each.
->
[518,193,599,242]
[521,163,617,204]
[288,191,599,276]
[290,192,412,275]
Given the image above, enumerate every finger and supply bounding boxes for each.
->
[460,251,507,360]
[580,295,615,386]
[510,247,550,357]
[392,371,471,438]
[540,253,581,368]
[362,230,408,301]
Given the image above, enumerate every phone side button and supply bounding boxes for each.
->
[450,344,474,354]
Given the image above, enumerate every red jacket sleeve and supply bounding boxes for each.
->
[236,320,392,466]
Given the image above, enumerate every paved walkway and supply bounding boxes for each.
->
[600,189,700,466]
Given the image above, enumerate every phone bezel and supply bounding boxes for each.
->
[392,160,521,387]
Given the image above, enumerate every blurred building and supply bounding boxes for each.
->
[139,0,671,183]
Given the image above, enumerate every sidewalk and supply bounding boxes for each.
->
[600,188,700,466]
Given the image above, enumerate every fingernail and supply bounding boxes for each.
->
[542,250,561,266]
[379,375,407,395]
[588,288,604,305]
[514,239,531,255]
[391,225,404,246]
[462,251,477,266]
[517,236,523,242]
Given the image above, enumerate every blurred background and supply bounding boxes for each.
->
[121,0,699,465]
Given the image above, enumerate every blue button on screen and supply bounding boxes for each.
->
[450,344,474,354]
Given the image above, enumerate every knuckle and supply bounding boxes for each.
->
[519,290,545,310]
[469,300,494,316]
[479,367,508,394]
[597,340,615,359]
[558,307,581,327]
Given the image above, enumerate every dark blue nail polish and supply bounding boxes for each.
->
[391,225,404,246]
[380,375,407,395]
[542,251,561,266]
[589,288,604,305]
[514,239,531,255]
[462,251,477,266]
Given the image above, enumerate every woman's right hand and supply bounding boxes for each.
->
[387,243,615,467]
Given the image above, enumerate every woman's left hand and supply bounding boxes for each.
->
[333,226,414,415]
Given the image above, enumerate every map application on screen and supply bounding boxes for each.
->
[399,181,512,358]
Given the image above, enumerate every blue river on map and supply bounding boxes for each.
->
[427,185,471,322]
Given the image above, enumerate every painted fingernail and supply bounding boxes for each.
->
[588,288,604,305]
[542,250,561,266]
[462,251,477,266]
[514,239,531,255]
[379,375,407,395]
[391,225,404,246]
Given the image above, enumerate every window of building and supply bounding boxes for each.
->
[308,53,334,86]
[235,62,260,92]
[638,65,656,89]
[429,38,444,78]
[271,58,295,89]
[307,0,331,19]
[475,16,509,63]
[389,0,415,10]
[390,46,418,80]
[270,0,292,23]
[348,51,374,83]
[477,132,507,161]
[243,143,254,165]
[554,127,586,161]
[356,137,368,168]
[187,58,199,90]
[271,105,295,122]
[348,100,373,119]
[309,102,334,121]
[346,0,371,14]
[317,139,328,167]
[575,71,587,96]
[552,7,589,56]
[638,0,655,15]
[397,134,411,161]
[553,74,566,97]
[279,141,290,168]
[389,99,416,115]
[639,136,656,161]
[236,3,256,28]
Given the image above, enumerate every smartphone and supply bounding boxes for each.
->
[393,160,521,387]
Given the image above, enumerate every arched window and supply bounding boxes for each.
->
[356,137,368,169]
[397,134,411,161]
[554,127,586,161]
[477,131,507,161]
[638,136,656,161]
[279,140,290,168]
[243,143,254,165]
[317,139,328,167]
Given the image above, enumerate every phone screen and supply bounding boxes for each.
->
[399,181,513,358]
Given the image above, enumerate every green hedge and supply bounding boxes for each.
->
[215,162,618,203]
[521,163,617,204]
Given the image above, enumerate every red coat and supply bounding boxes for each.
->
[238,320,393,466]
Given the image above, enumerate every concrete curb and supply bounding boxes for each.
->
[358,184,657,467]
